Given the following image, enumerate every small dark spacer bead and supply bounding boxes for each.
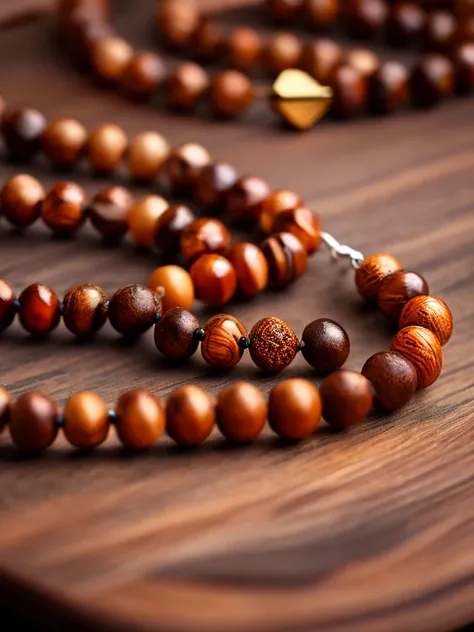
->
[107,409,117,424]
[239,336,250,350]
[54,412,65,428]
[153,311,162,324]
[12,299,21,312]
[194,327,206,341]
[58,301,64,316]
[297,340,305,352]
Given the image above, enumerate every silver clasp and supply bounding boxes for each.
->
[321,232,364,269]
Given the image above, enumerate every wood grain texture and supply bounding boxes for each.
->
[0,1,474,631]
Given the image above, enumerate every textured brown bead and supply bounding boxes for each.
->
[0,174,44,227]
[261,232,307,287]
[41,118,87,168]
[154,307,199,360]
[201,313,247,369]
[260,189,302,234]
[0,280,16,333]
[216,382,267,443]
[91,36,133,83]
[41,182,87,235]
[190,254,237,306]
[300,39,343,84]
[157,0,200,50]
[86,123,128,175]
[391,325,442,389]
[362,350,417,410]
[1,107,47,161]
[410,54,455,108]
[268,0,304,23]
[108,285,161,336]
[18,284,61,336]
[423,11,457,54]
[180,218,231,263]
[9,392,58,454]
[226,28,262,70]
[387,2,426,47]
[330,64,368,117]
[209,70,254,118]
[121,51,166,97]
[166,385,215,446]
[126,131,169,181]
[368,61,408,114]
[399,295,453,346]
[264,32,303,76]
[355,253,402,302]
[166,62,209,111]
[225,176,270,225]
[161,143,211,193]
[269,378,322,440]
[227,242,269,298]
[249,317,299,372]
[115,390,165,450]
[320,369,373,428]
[0,387,12,433]
[128,195,168,248]
[88,186,133,242]
[452,43,474,95]
[304,0,341,29]
[302,318,350,372]
[62,284,108,337]
[194,162,238,212]
[154,204,196,257]
[345,0,388,39]
[346,48,380,79]
[378,270,429,321]
[63,391,109,449]
[191,18,223,63]
[148,265,194,312]
[271,207,322,254]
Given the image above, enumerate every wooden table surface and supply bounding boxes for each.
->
[0,1,473,631]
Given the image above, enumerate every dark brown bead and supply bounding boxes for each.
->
[345,0,388,39]
[0,280,16,333]
[63,390,109,449]
[18,284,61,337]
[410,53,455,108]
[154,307,199,360]
[121,51,166,98]
[108,285,161,336]
[201,313,247,369]
[302,318,350,372]
[261,232,307,287]
[166,385,215,446]
[226,242,269,298]
[377,270,429,321]
[225,176,270,225]
[216,382,267,443]
[368,61,408,114]
[362,350,417,410]
[0,387,12,433]
[423,10,457,54]
[249,316,299,372]
[452,42,474,94]
[355,253,402,302]
[264,33,303,76]
[387,2,426,47]
[269,378,322,440]
[267,0,304,24]
[304,0,341,29]
[161,143,211,193]
[115,390,165,449]
[226,28,262,70]
[41,182,87,235]
[190,254,237,306]
[391,325,442,389]
[156,0,200,50]
[88,186,133,242]
[260,189,302,234]
[399,295,453,346]
[209,70,254,118]
[0,174,44,227]
[271,207,322,254]
[154,204,196,257]
[9,392,58,454]
[320,369,373,428]
[41,118,87,168]
[166,62,209,111]
[346,48,380,79]
[300,39,343,84]
[1,107,47,161]
[191,18,223,63]
[194,162,239,212]
[330,64,368,117]
[180,218,231,263]
[62,284,108,337]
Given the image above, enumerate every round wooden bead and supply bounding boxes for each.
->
[190,254,237,306]
[88,185,133,242]
[391,325,442,389]
[128,195,168,248]
[410,54,455,108]
[0,174,44,227]
[355,253,402,301]
[320,369,373,428]
[368,61,408,114]
[63,391,109,449]
[399,295,453,346]
[154,204,196,257]
[362,350,417,410]
[387,2,426,47]
[452,42,474,95]
[271,207,322,254]
[302,318,350,372]
[216,382,267,443]
[166,62,209,111]
[249,317,299,372]
[108,285,161,336]
[377,270,429,321]
[0,280,16,333]
[156,0,200,50]
[91,35,133,82]
[269,378,322,440]
[18,284,61,336]
[166,385,215,446]
[268,0,304,23]
[423,10,457,54]
[261,232,307,287]
[345,0,388,39]
[191,18,223,63]
[0,387,12,433]
[330,64,368,117]
[209,70,254,118]
[346,48,380,79]
[115,390,165,449]
[264,32,303,76]
[225,176,270,225]
[201,313,247,369]
[194,162,239,212]
[147,265,194,312]
[41,181,87,235]
[300,39,343,84]
[226,242,269,298]
[161,143,211,193]
[126,131,170,181]
[41,118,87,168]
[154,307,199,359]
[260,189,302,234]
[121,51,166,97]
[304,0,340,29]
[1,107,47,161]
[9,392,58,454]
[86,123,128,174]
[62,284,108,337]
[180,218,231,263]
[226,27,262,70]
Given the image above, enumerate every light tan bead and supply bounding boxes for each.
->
[86,123,128,175]
[91,35,133,83]
[147,265,194,312]
[126,131,170,181]
[128,195,169,248]
[63,391,110,449]
[41,118,87,168]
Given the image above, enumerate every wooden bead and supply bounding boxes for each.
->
[387,2,426,47]
[261,232,307,287]
[126,131,170,181]
[157,0,200,50]
[346,48,380,79]
[391,325,442,389]
[63,391,109,449]
[166,62,209,111]
[121,51,166,97]
[91,36,133,83]
[86,123,128,175]
[194,161,239,212]
[368,61,408,114]
[249,317,299,372]
[216,382,267,443]
[302,318,350,372]
[330,64,368,117]
[269,378,322,440]
[166,385,215,446]
[362,350,417,410]
[1,107,47,161]
[41,181,87,235]
[180,218,231,263]
[423,11,457,54]
[0,174,44,227]
[225,176,270,225]
[226,27,262,70]
[268,0,304,23]
[154,204,196,257]
[452,43,474,94]
[345,0,388,40]
[9,392,58,454]
[300,39,343,85]
[271,207,322,254]
[377,270,429,321]
[304,0,341,29]
[154,307,199,359]
[201,313,247,369]
[115,390,165,450]
[355,253,402,301]
[226,242,269,298]
[410,54,455,108]
[264,32,303,76]
[260,189,302,234]
[190,254,237,306]
[128,195,168,248]
[191,18,223,63]
[62,284,108,337]
[161,143,211,193]
[41,118,87,168]
[0,280,16,333]
[209,70,254,118]
[88,185,133,242]
[18,284,61,336]
[108,284,161,336]
[147,265,194,312]
[320,369,373,428]
[0,387,12,433]
[399,295,453,346]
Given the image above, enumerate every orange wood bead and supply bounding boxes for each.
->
[259,189,302,234]
[305,0,341,28]
[157,0,200,50]
[18,283,61,336]
[126,131,170,181]
[361,350,417,410]
[261,231,308,287]
[190,254,237,306]
[180,218,231,263]
[86,123,128,175]
[368,60,408,115]
[154,204,196,257]
[209,70,255,118]
[249,316,299,372]
[62,284,109,337]
[320,369,373,428]
[0,174,45,227]
[264,32,303,76]
[154,307,200,359]
[41,118,87,168]
[166,385,215,446]
[201,313,247,369]
[391,325,442,389]
[226,242,269,298]
[355,253,402,301]
[216,382,267,443]
[0,387,12,433]
[115,390,165,450]
[108,285,161,337]
[226,27,262,70]
[271,207,322,254]
[267,0,304,23]
[0,280,16,332]
[330,64,368,117]
[41,181,87,235]
[128,195,169,248]
[9,392,58,454]
[346,48,380,79]
[300,39,343,84]
[89,186,134,242]
[166,62,209,111]
[147,265,194,312]
[399,295,453,346]
[91,35,133,83]
[191,18,223,63]
[269,378,322,440]
[377,270,429,321]
[63,391,109,449]
[121,51,166,97]
[161,142,211,193]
